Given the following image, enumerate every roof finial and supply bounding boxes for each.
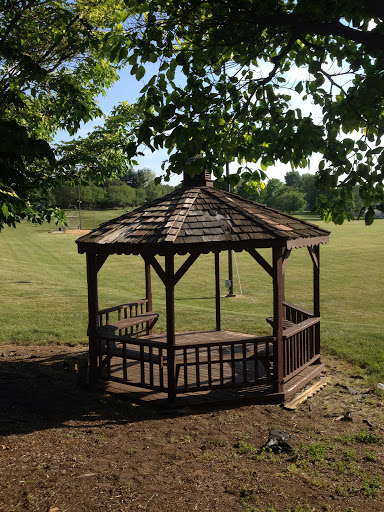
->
[182,169,213,188]
[182,155,214,188]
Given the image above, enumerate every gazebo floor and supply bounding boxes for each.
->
[98,330,324,406]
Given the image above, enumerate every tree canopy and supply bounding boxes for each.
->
[54,102,143,184]
[126,0,384,224]
[0,0,131,229]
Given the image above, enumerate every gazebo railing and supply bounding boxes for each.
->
[96,335,167,391]
[95,300,321,395]
[94,333,276,393]
[283,301,314,324]
[268,302,321,384]
[282,316,320,382]
[174,336,275,392]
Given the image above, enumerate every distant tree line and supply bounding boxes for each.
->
[235,170,363,216]
[52,168,174,210]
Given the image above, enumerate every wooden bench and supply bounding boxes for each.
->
[98,300,159,337]
[266,316,295,330]
[97,300,159,368]
[100,312,159,334]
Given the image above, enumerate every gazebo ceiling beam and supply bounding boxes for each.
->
[246,248,273,278]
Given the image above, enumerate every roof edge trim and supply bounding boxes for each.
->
[286,235,330,250]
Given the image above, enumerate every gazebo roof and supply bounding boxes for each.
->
[76,184,330,256]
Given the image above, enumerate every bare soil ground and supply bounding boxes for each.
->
[52,229,91,235]
[0,345,383,512]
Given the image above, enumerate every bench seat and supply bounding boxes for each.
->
[98,312,159,335]
[105,312,159,331]
[266,316,295,330]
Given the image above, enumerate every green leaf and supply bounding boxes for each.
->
[1,204,9,219]
[365,207,375,225]
[136,65,146,80]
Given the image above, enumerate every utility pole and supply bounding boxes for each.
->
[78,184,82,230]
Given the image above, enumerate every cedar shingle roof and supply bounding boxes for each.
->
[76,186,330,256]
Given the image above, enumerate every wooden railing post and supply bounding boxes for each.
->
[273,246,284,393]
[165,254,176,402]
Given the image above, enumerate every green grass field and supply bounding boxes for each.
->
[0,210,383,382]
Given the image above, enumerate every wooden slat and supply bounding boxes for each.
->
[284,377,330,409]
[159,348,164,390]
[283,354,321,383]
[219,345,224,386]
[207,346,212,387]
[149,347,154,387]
[183,348,188,390]
[99,300,148,315]
[253,342,258,382]
[106,340,111,377]
[242,343,247,384]
[123,341,127,382]
[283,301,314,318]
[195,347,200,389]
[231,344,236,385]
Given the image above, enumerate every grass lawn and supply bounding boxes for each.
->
[0,210,383,383]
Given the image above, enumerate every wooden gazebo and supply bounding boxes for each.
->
[76,172,330,405]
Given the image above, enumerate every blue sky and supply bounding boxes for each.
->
[55,63,323,187]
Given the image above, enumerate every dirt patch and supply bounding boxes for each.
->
[0,345,383,512]
[51,229,91,235]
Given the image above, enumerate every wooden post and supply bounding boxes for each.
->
[273,246,284,393]
[313,245,320,357]
[144,257,153,334]
[215,252,221,331]
[165,253,176,402]
[313,245,320,317]
[86,253,99,388]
